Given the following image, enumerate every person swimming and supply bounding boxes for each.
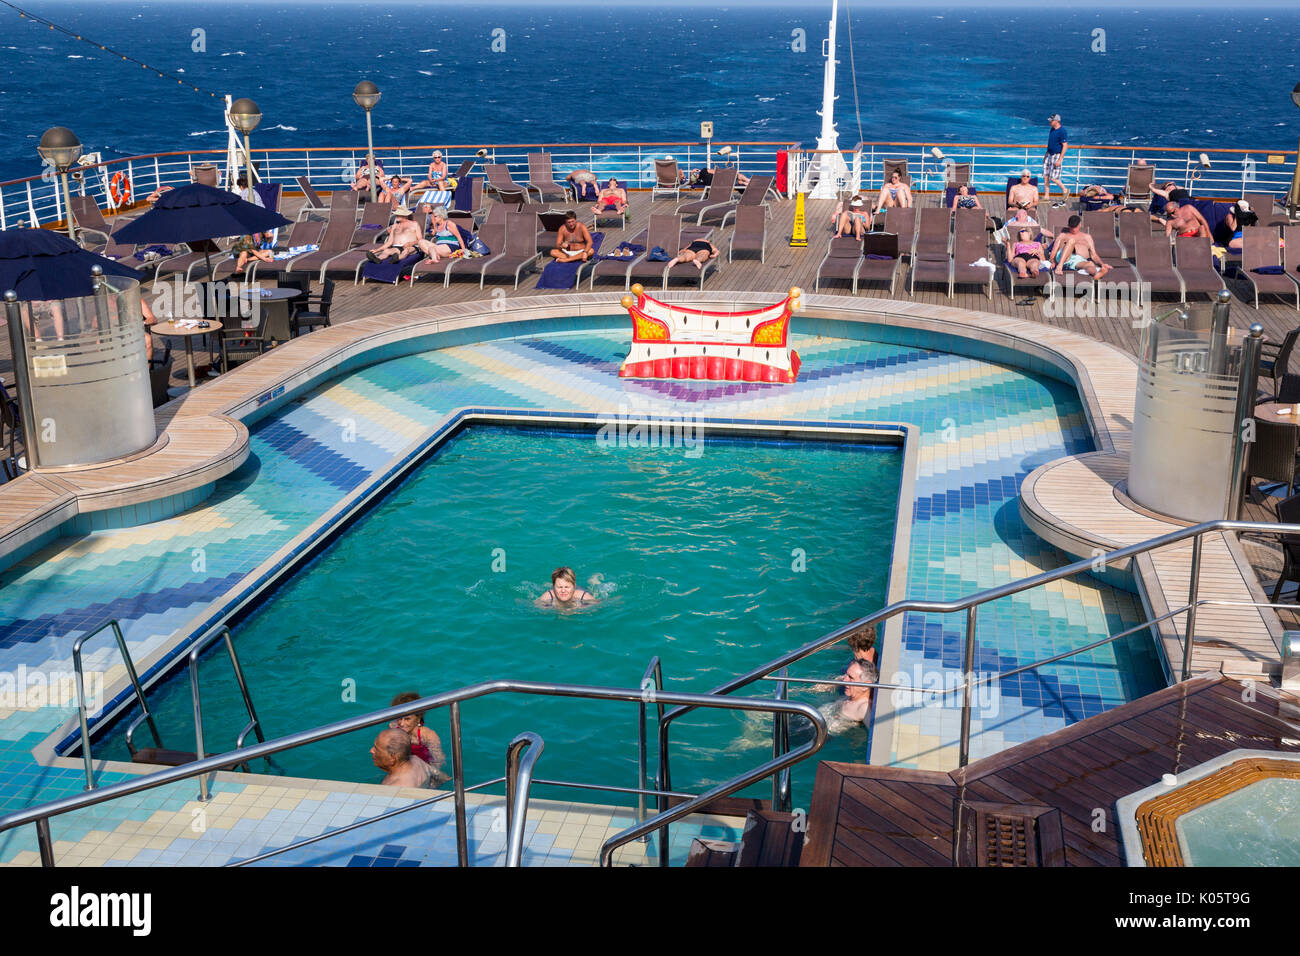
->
[536,566,599,607]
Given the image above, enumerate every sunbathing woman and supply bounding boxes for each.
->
[425,206,466,263]
[352,159,385,193]
[950,184,983,211]
[413,151,450,191]
[669,238,719,271]
[871,170,913,216]
[231,233,274,273]
[833,192,871,238]
[592,178,628,217]
[1009,228,1047,279]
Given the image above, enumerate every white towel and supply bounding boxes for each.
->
[969,257,996,273]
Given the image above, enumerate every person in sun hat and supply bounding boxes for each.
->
[1043,114,1069,206]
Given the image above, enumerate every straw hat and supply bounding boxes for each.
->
[394,205,413,217]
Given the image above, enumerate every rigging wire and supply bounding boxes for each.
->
[845,2,865,148]
[0,0,220,98]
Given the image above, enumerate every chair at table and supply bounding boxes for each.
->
[291,279,335,337]
[1246,418,1300,505]
[0,381,23,479]
[1260,327,1300,400]
[1266,493,1300,601]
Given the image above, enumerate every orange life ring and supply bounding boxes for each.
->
[109,171,132,206]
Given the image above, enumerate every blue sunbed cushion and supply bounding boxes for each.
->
[1253,265,1285,275]
[362,249,423,284]
[536,232,604,290]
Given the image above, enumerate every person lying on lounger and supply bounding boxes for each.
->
[871,170,913,216]
[566,169,599,201]
[1224,201,1258,253]
[1163,200,1210,239]
[1049,217,1112,278]
[669,238,719,271]
[425,206,466,262]
[231,233,274,272]
[365,206,437,263]
[951,184,983,212]
[352,159,386,193]
[1009,228,1048,279]
[550,211,595,262]
[833,192,872,239]
[592,179,628,217]
[413,151,450,191]
[1007,170,1039,213]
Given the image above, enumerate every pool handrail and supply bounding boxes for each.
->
[0,678,826,868]
[72,619,161,790]
[504,732,544,868]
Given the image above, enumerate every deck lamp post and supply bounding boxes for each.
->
[1287,82,1300,219]
[38,127,83,241]
[228,98,262,199]
[352,81,382,203]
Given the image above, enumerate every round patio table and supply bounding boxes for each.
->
[1254,403,1300,426]
[152,320,222,389]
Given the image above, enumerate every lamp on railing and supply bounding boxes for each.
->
[352,80,382,202]
[37,127,83,240]
[227,98,262,200]
[1188,152,1211,189]
[1288,81,1300,219]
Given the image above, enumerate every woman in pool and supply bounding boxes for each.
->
[388,691,449,784]
[537,566,599,607]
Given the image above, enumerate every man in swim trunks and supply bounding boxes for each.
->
[537,566,598,607]
[551,211,595,262]
[1008,170,1040,214]
[1050,215,1112,278]
[1043,114,1068,205]
[371,728,434,788]
[1163,200,1210,239]
[365,206,437,263]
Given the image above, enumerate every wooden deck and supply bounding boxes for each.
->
[802,675,1300,867]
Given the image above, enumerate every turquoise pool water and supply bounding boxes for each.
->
[100,425,903,807]
[1177,778,1300,867]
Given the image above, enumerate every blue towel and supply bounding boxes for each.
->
[362,249,424,284]
[536,233,604,289]
[647,246,671,262]
[1253,265,1285,275]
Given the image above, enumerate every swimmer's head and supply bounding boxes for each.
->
[390,691,425,734]
[551,566,577,602]
[847,624,877,658]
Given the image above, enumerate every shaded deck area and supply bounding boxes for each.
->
[802,675,1300,866]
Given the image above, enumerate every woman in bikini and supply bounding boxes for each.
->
[1009,227,1047,279]
[669,238,719,271]
[833,191,871,238]
[591,178,628,217]
[387,692,450,784]
[950,184,983,211]
[872,170,913,216]
[536,566,599,607]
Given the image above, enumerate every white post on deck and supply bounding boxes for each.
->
[810,0,850,199]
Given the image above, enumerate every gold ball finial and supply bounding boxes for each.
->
[630,283,644,297]
[789,286,803,299]
[620,294,635,310]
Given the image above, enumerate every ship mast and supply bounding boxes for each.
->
[809,0,851,198]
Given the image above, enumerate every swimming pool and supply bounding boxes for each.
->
[97,424,904,806]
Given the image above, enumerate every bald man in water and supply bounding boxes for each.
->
[371,728,434,788]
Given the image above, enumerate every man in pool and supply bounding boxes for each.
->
[370,728,434,788]
[839,659,876,725]
[536,566,599,607]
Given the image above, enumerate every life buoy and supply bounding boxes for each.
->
[109,171,132,206]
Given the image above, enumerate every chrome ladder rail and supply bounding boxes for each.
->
[72,619,162,790]
[504,732,544,867]
[188,626,267,799]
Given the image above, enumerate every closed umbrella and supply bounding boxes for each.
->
[0,227,142,300]
[113,183,290,278]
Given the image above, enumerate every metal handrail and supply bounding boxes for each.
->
[656,516,1300,818]
[636,656,664,842]
[71,619,161,790]
[187,626,265,799]
[0,679,824,868]
[504,732,544,867]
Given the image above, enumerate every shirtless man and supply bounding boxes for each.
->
[1163,199,1211,239]
[1050,215,1112,278]
[550,211,594,262]
[370,728,434,788]
[1007,170,1039,214]
[536,566,598,607]
[365,207,435,263]
[838,659,876,724]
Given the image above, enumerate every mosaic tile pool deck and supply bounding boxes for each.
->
[0,321,1163,865]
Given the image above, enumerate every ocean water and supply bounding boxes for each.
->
[98,427,903,806]
[1,2,1298,183]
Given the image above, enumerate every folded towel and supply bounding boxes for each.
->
[274,244,319,260]
[866,253,894,260]
[968,257,996,273]
[647,246,671,262]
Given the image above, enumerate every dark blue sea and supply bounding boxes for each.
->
[1,1,1298,183]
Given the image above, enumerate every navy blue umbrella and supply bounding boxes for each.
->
[114,183,291,277]
[0,228,142,301]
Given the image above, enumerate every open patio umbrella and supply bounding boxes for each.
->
[0,228,143,301]
[113,183,291,278]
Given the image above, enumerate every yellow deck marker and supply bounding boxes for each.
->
[789,191,808,247]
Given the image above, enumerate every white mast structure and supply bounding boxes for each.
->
[808,0,851,199]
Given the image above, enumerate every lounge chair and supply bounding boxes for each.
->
[946,163,972,187]
[856,231,901,296]
[728,205,766,262]
[153,238,233,283]
[950,230,994,299]
[953,206,985,237]
[912,208,952,261]
[588,227,649,289]
[433,219,508,288]
[477,211,542,289]
[1116,211,1155,261]
[626,215,711,291]
[816,236,865,293]
[254,200,358,281]
[652,159,681,202]
[191,164,220,187]
[663,227,719,291]
[1133,232,1185,301]
[350,200,393,245]
[1040,206,1070,236]
[294,176,329,220]
[720,175,775,227]
[883,207,917,258]
[68,194,133,247]
[483,164,531,206]
[908,239,952,296]
[1241,227,1300,309]
[1243,191,1294,228]
[677,168,738,224]
[1002,230,1055,298]
[526,153,572,203]
[1125,165,1155,206]
[1173,237,1226,299]
[326,211,428,285]
[447,176,485,230]
[1082,211,1125,259]
[882,159,911,186]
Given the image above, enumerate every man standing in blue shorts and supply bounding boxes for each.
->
[1044,114,1069,207]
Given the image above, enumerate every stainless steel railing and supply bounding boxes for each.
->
[0,678,825,868]
[72,619,161,790]
[504,732,544,867]
[186,626,265,798]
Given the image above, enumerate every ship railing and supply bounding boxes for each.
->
[0,141,799,232]
[0,679,826,868]
[643,517,1300,862]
